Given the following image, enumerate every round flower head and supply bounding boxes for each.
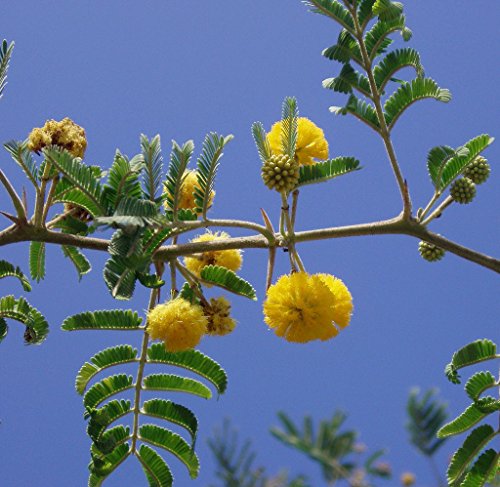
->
[147,298,207,352]
[204,296,236,336]
[28,117,87,158]
[163,170,215,215]
[267,117,328,166]
[263,272,352,343]
[184,231,242,278]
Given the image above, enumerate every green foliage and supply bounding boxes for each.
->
[163,139,194,218]
[373,48,424,91]
[303,1,354,34]
[0,39,14,99]
[298,156,360,187]
[102,150,144,210]
[137,444,173,487]
[29,241,45,282]
[0,259,32,291]
[147,343,228,394]
[46,147,107,217]
[61,245,91,280]
[383,77,451,130]
[0,294,49,344]
[271,411,390,484]
[281,97,299,160]
[61,309,143,331]
[200,265,257,300]
[208,418,310,487]
[140,134,164,204]
[4,140,39,187]
[439,339,500,486]
[142,373,212,399]
[84,374,134,409]
[194,132,233,218]
[406,388,448,456]
[251,121,272,163]
[363,17,408,60]
[331,95,380,131]
[322,30,363,66]
[323,63,371,97]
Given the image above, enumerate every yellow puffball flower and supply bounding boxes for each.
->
[147,298,207,352]
[163,170,215,215]
[263,272,353,343]
[400,472,416,486]
[28,117,87,158]
[317,273,353,329]
[184,231,242,278]
[267,117,328,166]
[204,296,236,336]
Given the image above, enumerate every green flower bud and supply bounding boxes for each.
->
[450,177,476,204]
[261,154,300,192]
[463,156,490,185]
[418,241,445,262]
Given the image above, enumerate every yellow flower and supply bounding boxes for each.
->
[263,271,353,343]
[184,231,242,278]
[147,298,207,352]
[400,472,416,486]
[163,170,215,215]
[267,117,328,166]
[204,296,236,336]
[28,117,87,158]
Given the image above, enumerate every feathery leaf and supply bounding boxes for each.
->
[251,122,272,163]
[303,1,355,34]
[322,30,362,66]
[83,374,134,409]
[141,134,164,204]
[61,245,91,280]
[62,309,142,332]
[459,449,499,487]
[364,16,409,61]
[322,63,371,97]
[200,265,257,300]
[0,260,31,291]
[373,48,424,91]
[88,443,131,484]
[298,157,360,187]
[4,140,39,187]
[330,95,380,131]
[281,97,299,160]
[29,241,45,283]
[142,373,212,399]
[0,39,14,99]
[437,403,489,438]
[465,372,497,402]
[137,444,173,487]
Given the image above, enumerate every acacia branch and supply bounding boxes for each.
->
[0,215,498,273]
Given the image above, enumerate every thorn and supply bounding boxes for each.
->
[0,211,20,224]
[260,208,275,234]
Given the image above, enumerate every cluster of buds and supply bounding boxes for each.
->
[261,154,300,192]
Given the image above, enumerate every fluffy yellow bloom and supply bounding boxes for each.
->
[400,472,416,486]
[184,231,242,278]
[147,298,207,352]
[204,297,236,336]
[28,117,87,158]
[263,272,353,343]
[163,170,215,215]
[267,117,328,166]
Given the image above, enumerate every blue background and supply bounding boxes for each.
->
[1,1,498,486]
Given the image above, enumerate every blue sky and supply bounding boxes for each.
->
[1,1,499,486]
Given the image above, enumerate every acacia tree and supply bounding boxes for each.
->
[0,1,498,486]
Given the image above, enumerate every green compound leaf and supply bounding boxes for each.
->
[29,241,45,282]
[322,30,363,66]
[140,134,164,204]
[86,399,132,444]
[357,0,377,28]
[460,449,499,487]
[330,95,380,132]
[76,345,139,394]
[84,374,134,409]
[0,259,31,291]
[373,48,424,92]
[298,157,361,187]
[384,78,451,130]
[364,16,411,61]
[426,145,457,190]
[445,339,498,384]
[406,388,448,456]
[137,272,165,289]
[62,309,143,332]
[437,403,489,438]
[4,140,39,188]
[465,372,497,402]
[103,255,138,300]
[146,345,228,394]
[91,424,131,456]
[303,0,355,34]
[0,295,49,345]
[52,213,90,236]
[194,132,233,218]
[139,424,200,479]
[102,150,144,210]
[97,197,164,230]
[88,443,131,486]
[322,63,371,97]
[251,121,272,163]
[439,134,494,190]
[447,425,496,484]
[372,0,404,21]
[137,444,173,487]
[46,147,106,217]
[61,245,91,280]
[143,227,173,257]
[281,96,299,160]
[142,373,212,399]
[163,139,194,216]
[142,399,198,442]
[0,39,14,99]
[200,264,257,300]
